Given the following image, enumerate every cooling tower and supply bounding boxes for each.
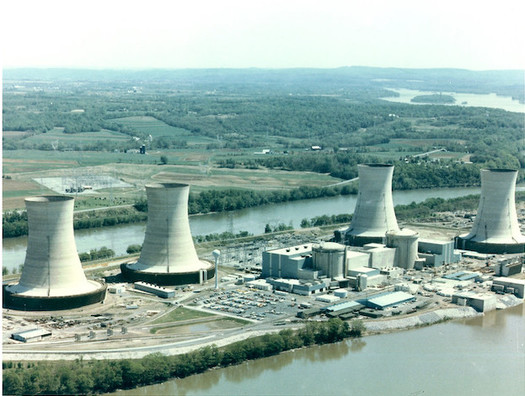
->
[3,196,106,311]
[121,183,214,285]
[345,164,399,245]
[456,169,525,254]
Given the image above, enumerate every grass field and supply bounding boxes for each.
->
[19,128,130,145]
[111,116,215,145]
[2,178,55,210]
[151,306,215,324]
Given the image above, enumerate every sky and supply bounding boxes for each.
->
[1,0,525,70]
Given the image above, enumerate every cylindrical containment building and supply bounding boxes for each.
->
[312,242,346,279]
[386,228,419,270]
[346,164,399,245]
[456,169,525,254]
[121,183,214,285]
[3,196,106,311]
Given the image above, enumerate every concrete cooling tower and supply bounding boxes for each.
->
[121,183,214,285]
[456,169,525,254]
[3,196,106,311]
[345,164,399,246]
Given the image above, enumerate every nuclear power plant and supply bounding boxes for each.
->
[121,183,214,285]
[3,196,106,311]
[456,169,525,254]
[345,164,399,246]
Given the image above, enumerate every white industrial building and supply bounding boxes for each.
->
[121,183,214,285]
[493,257,523,277]
[452,292,497,312]
[345,164,399,246]
[3,196,106,311]
[492,278,525,298]
[456,169,525,254]
[417,239,461,267]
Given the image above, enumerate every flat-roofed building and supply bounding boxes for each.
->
[492,277,525,298]
[452,292,497,312]
[11,328,52,343]
[364,291,416,310]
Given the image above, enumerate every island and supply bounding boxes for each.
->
[411,94,456,104]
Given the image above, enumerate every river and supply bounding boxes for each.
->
[109,303,524,396]
[2,187,484,271]
[381,88,525,113]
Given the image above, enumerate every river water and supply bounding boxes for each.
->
[381,88,525,113]
[2,187,483,271]
[109,303,524,396]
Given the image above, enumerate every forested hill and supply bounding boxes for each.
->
[4,67,524,101]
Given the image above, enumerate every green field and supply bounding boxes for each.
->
[151,306,215,324]
[111,116,215,145]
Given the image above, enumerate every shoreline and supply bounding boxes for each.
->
[3,294,522,362]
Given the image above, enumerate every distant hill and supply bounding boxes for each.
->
[3,66,524,102]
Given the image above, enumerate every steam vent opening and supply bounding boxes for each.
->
[3,195,106,311]
[345,164,399,246]
[455,169,525,254]
[121,183,214,286]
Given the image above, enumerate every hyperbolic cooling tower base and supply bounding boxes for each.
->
[2,284,107,311]
[345,234,385,247]
[120,263,215,286]
[455,236,525,254]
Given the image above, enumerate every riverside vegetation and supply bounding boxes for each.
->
[2,318,364,395]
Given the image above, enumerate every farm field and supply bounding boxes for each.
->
[2,155,342,210]
[3,68,524,215]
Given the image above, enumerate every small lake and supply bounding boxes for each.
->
[382,88,525,113]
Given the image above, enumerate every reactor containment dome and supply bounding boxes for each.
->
[121,183,214,285]
[345,164,399,246]
[456,169,525,254]
[3,196,106,311]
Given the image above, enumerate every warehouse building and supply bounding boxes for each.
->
[11,328,52,343]
[362,291,416,310]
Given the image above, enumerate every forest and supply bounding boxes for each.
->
[2,67,524,218]
[2,318,363,395]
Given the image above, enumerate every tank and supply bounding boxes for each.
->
[456,169,525,253]
[312,242,346,279]
[346,164,399,246]
[121,183,214,285]
[386,228,419,270]
[3,196,106,311]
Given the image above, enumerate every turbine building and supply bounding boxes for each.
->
[456,169,525,254]
[345,164,399,245]
[3,196,106,311]
[121,183,214,285]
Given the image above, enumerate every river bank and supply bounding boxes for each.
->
[3,294,522,362]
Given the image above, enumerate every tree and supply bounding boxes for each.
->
[349,319,366,337]
[160,155,168,165]
[126,244,142,254]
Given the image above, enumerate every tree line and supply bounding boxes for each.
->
[3,207,147,239]
[3,318,364,395]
